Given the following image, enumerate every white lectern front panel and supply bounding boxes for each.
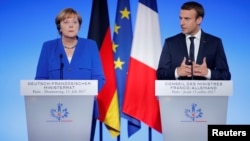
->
[156,80,232,141]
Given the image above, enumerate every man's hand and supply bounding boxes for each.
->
[177,57,192,77]
[193,57,208,77]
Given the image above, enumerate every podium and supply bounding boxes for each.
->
[155,80,232,141]
[20,80,97,141]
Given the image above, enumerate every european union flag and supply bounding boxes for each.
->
[113,0,141,137]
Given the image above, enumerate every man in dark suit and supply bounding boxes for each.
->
[157,1,231,80]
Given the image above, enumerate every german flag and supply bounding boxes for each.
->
[88,0,120,138]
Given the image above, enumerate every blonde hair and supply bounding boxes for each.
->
[55,8,82,35]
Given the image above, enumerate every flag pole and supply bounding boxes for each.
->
[149,127,152,141]
[117,135,120,141]
[100,121,103,141]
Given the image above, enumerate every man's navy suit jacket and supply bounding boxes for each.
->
[156,30,231,80]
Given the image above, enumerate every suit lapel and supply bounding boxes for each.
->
[197,31,206,64]
[179,34,189,58]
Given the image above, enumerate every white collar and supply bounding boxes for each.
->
[186,29,201,40]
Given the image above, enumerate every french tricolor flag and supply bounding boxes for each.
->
[123,0,162,133]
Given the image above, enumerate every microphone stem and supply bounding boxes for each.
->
[60,63,63,80]
[191,62,193,80]
[60,54,63,80]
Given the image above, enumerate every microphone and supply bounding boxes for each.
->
[188,59,194,80]
[60,54,64,80]
[191,60,194,80]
